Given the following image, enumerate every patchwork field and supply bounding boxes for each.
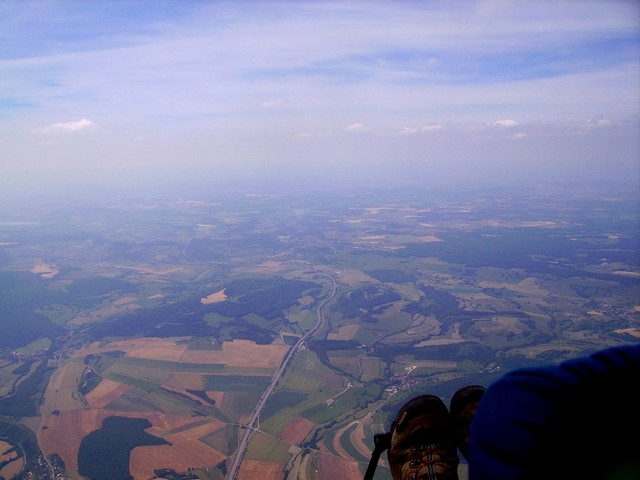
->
[238,459,285,480]
[38,336,289,479]
[1,185,638,480]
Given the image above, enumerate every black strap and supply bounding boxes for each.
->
[363,432,391,480]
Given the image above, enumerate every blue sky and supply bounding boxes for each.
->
[1,1,639,193]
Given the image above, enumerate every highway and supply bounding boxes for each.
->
[226,273,337,479]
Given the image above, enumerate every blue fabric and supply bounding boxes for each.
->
[468,344,640,480]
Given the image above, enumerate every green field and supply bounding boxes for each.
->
[203,375,271,391]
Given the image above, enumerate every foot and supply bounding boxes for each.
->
[449,385,486,461]
[387,395,459,480]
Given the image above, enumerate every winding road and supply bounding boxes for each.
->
[227,273,337,479]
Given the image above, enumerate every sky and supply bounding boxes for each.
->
[1,0,639,194]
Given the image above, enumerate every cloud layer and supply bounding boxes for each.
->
[0,1,638,192]
[38,118,95,134]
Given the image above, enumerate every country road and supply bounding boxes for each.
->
[226,273,337,479]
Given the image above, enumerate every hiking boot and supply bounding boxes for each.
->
[387,394,459,480]
[449,385,485,461]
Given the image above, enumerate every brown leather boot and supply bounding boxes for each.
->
[449,385,486,461]
[387,395,459,480]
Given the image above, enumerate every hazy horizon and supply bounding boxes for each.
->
[2,1,639,195]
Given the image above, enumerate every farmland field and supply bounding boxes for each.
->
[0,183,638,479]
[37,335,291,478]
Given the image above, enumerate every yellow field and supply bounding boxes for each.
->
[31,262,59,278]
[0,439,24,479]
[200,288,227,304]
[340,269,376,286]
[42,358,88,414]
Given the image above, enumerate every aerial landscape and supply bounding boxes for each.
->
[1,182,638,480]
[0,1,638,480]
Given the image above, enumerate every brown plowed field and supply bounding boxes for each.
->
[181,339,287,368]
[237,459,285,480]
[277,416,316,444]
[84,379,131,408]
[38,409,228,475]
[76,337,285,368]
[77,337,190,361]
[129,435,226,479]
[317,451,363,480]
[166,372,205,390]
[38,409,117,471]
[320,370,344,389]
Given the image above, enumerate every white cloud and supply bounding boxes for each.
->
[421,123,444,131]
[292,132,332,138]
[38,118,96,134]
[586,115,613,127]
[400,127,419,135]
[259,100,283,109]
[345,123,369,132]
[493,119,519,128]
